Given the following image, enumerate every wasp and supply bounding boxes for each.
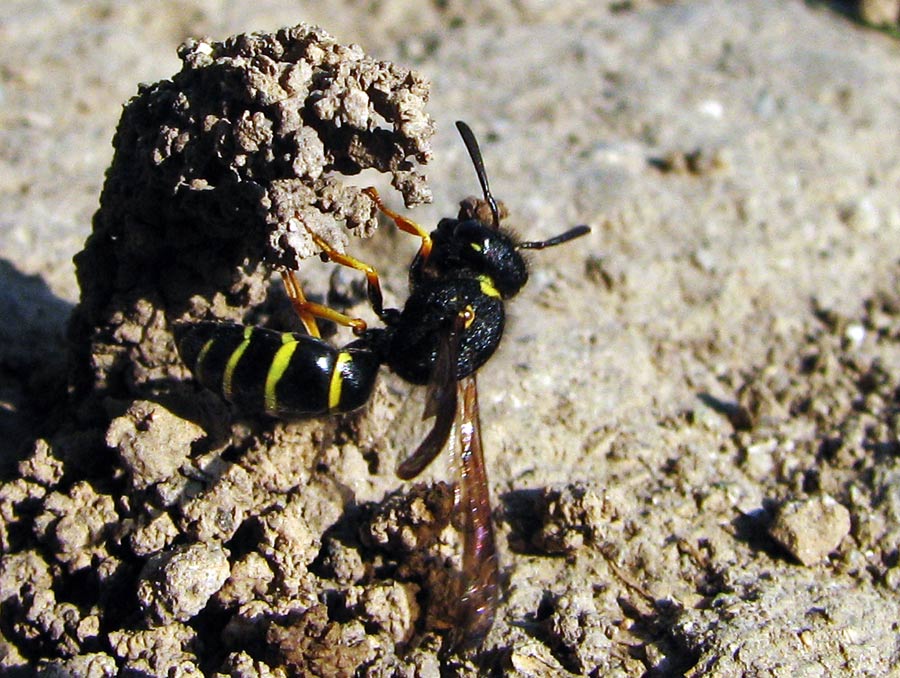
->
[175,121,590,649]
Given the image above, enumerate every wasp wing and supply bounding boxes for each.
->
[448,373,499,649]
[395,312,463,480]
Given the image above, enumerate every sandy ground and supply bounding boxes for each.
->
[2,1,900,676]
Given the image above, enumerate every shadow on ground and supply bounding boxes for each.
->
[0,259,72,476]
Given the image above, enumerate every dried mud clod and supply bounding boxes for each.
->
[538,585,618,676]
[0,23,443,675]
[137,541,232,624]
[360,481,455,556]
[69,22,433,406]
[358,482,469,640]
[531,483,606,555]
[266,603,374,678]
[505,482,607,556]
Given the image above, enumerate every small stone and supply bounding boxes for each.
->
[769,495,851,566]
[106,401,205,490]
[36,652,118,677]
[844,323,866,348]
[137,542,231,624]
[507,638,569,676]
[839,196,880,233]
[356,581,420,643]
[532,483,605,554]
[18,439,64,487]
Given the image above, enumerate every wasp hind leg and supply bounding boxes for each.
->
[281,270,368,339]
[307,231,390,321]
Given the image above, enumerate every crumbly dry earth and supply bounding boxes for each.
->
[2,1,900,676]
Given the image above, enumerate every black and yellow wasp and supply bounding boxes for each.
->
[175,121,590,649]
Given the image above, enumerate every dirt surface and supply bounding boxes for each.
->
[2,1,900,676]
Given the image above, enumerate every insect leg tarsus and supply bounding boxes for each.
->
[362,186,433,263]
[308,232,387,319]
[281,270,368,337]
[281,271,324,337]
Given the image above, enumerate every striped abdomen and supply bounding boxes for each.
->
[174,322,382,417]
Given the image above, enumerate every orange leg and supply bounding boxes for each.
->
[281,271,368,337]
[309,232,386,319]
[282,187,432,335]
[362,187,433,263]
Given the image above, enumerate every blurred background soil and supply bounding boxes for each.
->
[1,1,900,675]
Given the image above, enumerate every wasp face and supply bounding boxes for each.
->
[421,218,528,299]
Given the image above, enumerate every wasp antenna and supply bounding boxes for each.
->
[456,121,501,229]
[517,224,591,250]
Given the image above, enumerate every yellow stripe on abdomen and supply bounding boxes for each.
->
[222,326,254,401]
[264,337,299,415]
[328,351,352,412]
[194,337,216,376]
